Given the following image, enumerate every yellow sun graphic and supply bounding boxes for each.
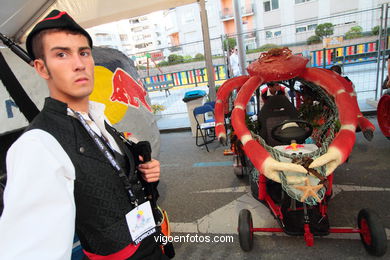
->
[90,66,128,124]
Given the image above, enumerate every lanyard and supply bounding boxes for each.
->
[69,108,139,206]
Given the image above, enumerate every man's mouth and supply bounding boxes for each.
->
[75,77,89,84]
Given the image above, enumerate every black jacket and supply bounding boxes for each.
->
[27,97,148,255]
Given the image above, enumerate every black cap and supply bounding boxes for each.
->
[26,10,93,60]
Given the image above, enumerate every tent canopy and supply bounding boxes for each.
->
[1,0,197,43]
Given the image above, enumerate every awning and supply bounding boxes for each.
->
[1,0,197,43]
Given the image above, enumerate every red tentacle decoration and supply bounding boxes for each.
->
[300,68,358,161]
[243,139,271,175]
[324,69,375,136]
[214,75,250,143]
[231,76,272,171]
[219,48,369,183]
[330,130,356,163]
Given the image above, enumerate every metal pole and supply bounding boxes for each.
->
[233,0,247,75]
[322,48,326,68]
[375,4,385,101]
[379,3,389,100]
[221,34,229,79]
[198,0,216,101]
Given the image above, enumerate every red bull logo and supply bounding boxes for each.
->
[111,68,152,112]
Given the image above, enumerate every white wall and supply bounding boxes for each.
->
[0,48,47,134]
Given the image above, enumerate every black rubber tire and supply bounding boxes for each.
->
[233,166,244,178]
[250,174,259,201]
[238,209,254,251]
[233,155,244,178]
[358,208,387,257]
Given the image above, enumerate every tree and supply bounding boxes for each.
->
[183,55,192,62]
[158,60,169,66]
[167,54,184,64]
[315,23,334,38]
[258,43,280,52]
[223,37,237,52]
[194,53,205,60]
[307,35,322,45]
[372,25,380,35]
[345,26,363,39]
[371,26,390,36]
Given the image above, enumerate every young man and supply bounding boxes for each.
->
[229,47,240,77]
[329,65,355,88]
[0,10,168,259]
[260,82,290,107]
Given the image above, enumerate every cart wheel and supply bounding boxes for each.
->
[234,166,244,178]
[358,208,387,257]
[238,209,254,251]
[233,155,244,178]
[250,175,259,201]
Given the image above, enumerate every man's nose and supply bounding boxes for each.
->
[73,55,86,71]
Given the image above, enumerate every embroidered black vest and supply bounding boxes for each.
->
[26,97,147,255]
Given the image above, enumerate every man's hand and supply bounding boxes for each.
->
[138,158,160,183]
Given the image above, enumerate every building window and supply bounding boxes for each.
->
[95,33,112,42]
[308,24,317,30]
[296,24,317,34]
[119,34,128,41]
[264,0,279,12]
[131,26,143,32]
[296,27,307,33]
[135,42,153,49]
[295,0,311,3]
[266,30,281,38]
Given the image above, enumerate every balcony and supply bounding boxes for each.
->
[242,4,254,16]
[244,31,256,39]
[220,4,254,21]
[220,8,233,20]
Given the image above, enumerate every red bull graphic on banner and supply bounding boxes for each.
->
[89,47,160,159]
[111,68,152,112]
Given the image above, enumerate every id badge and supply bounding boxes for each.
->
[125,201,157,244]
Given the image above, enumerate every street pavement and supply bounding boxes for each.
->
[157,116,390,259]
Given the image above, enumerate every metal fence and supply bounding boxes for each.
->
[140,5,389,130]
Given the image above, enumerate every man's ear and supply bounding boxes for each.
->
[34,59,50,80]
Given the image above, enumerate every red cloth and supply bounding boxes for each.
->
[83,243,140,260]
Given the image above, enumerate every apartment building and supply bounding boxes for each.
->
[162,0,224,57]
[87,11,166,66]
[254,0,387,47]
[220,0,256,48]
[86,0,388,65]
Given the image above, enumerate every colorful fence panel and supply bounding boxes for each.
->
[142,41,382,88]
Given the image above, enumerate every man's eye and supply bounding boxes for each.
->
[80,51,90,57]
[57,52,66,58]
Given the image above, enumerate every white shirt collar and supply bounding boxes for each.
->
[67,101,122,154]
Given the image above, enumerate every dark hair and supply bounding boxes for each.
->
[267,82,275,87]
[31,28,87,60]
[330,65,342,75]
